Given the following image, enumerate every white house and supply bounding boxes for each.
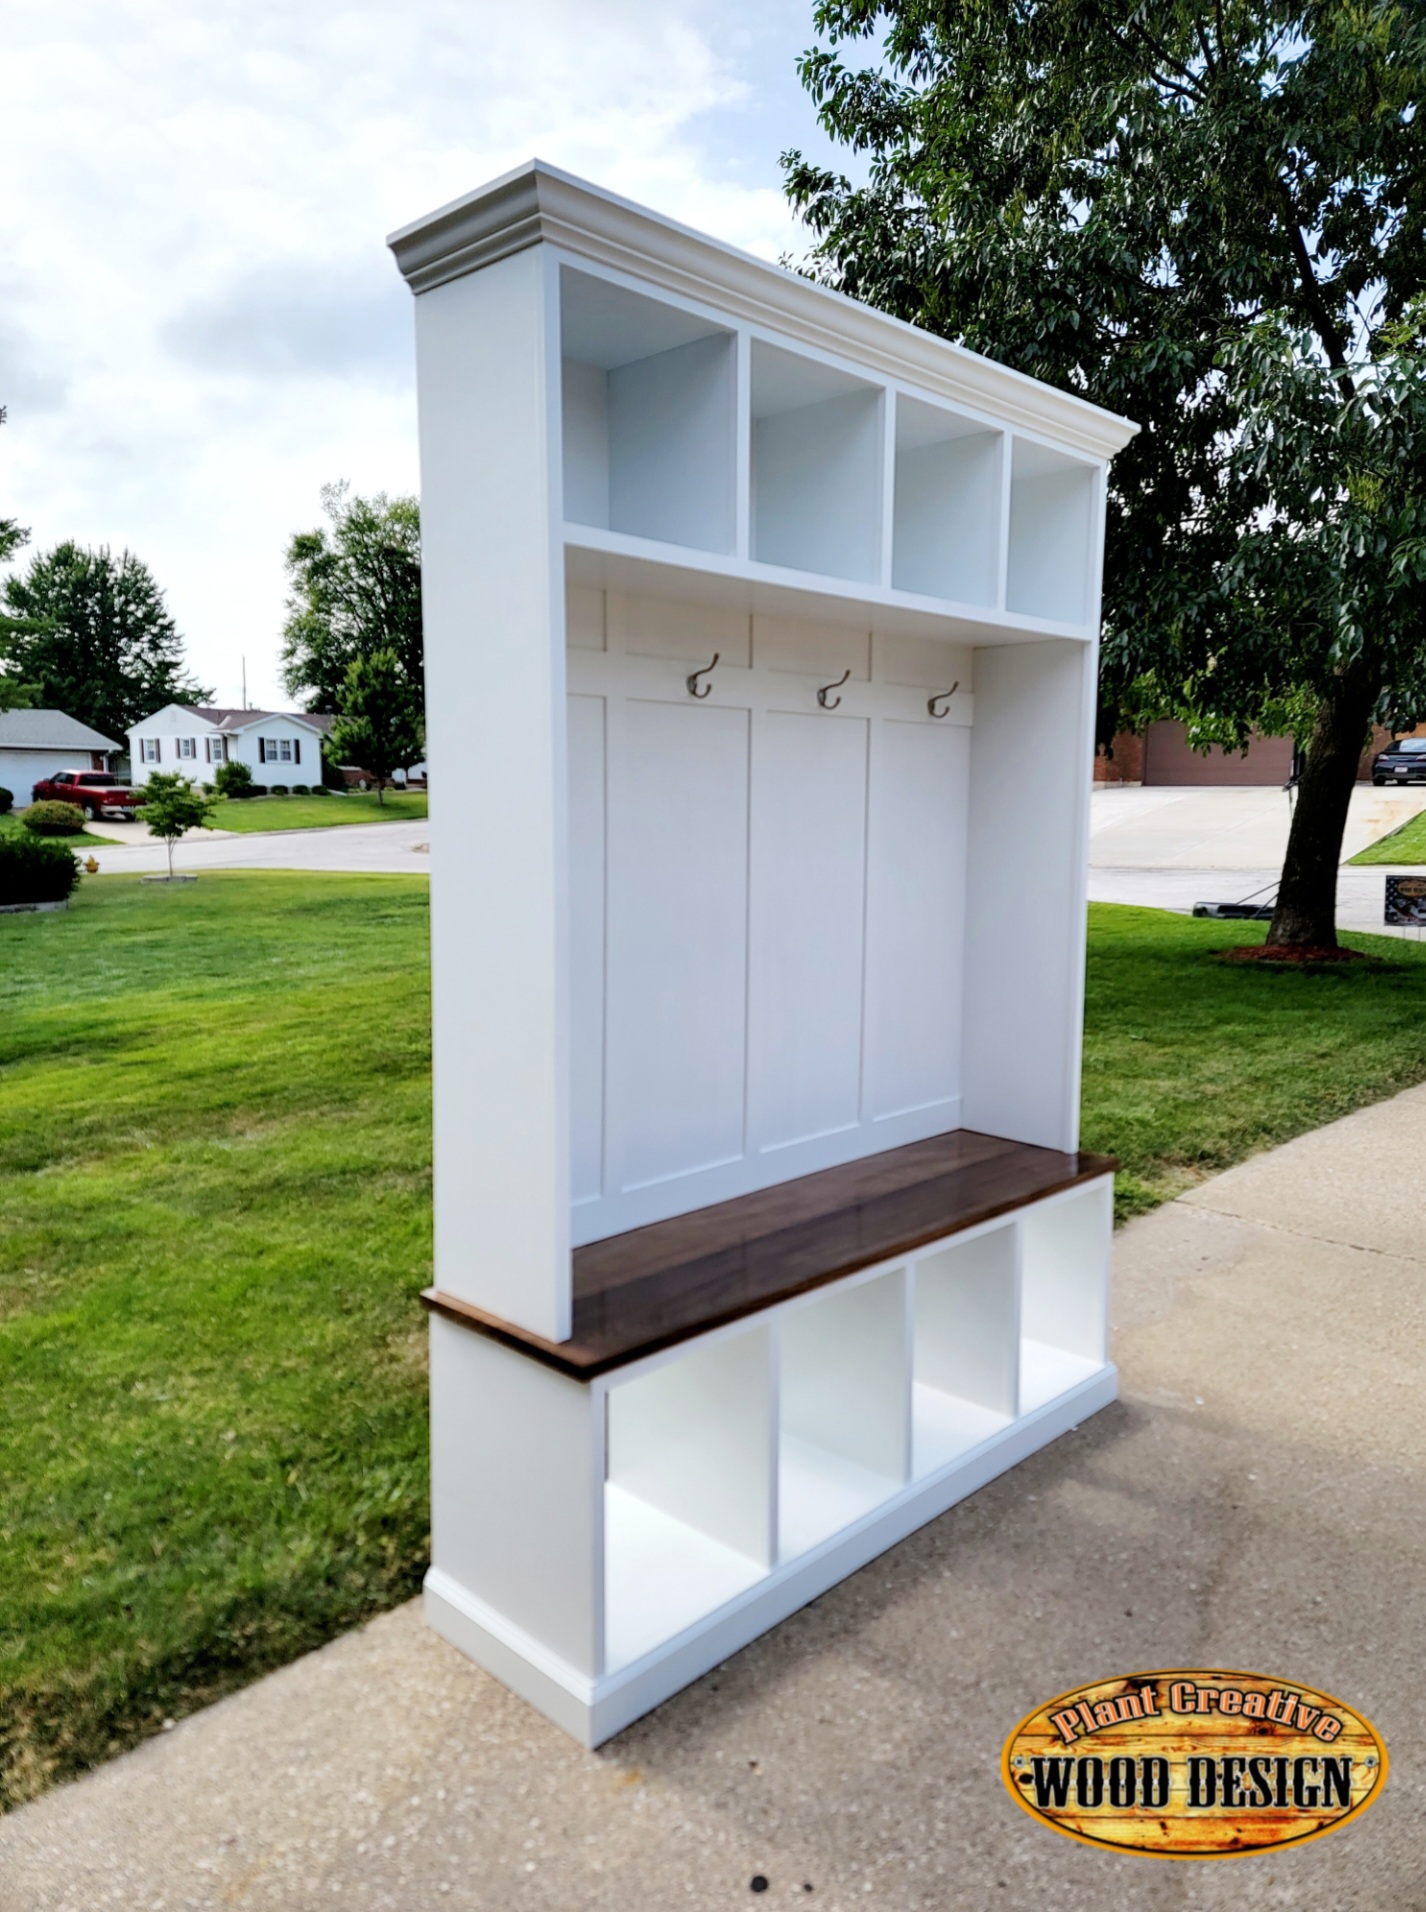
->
[126,705,331,785]
[0,708,122,804]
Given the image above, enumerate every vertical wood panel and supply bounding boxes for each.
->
[749,711,868,1151]
[568,693,606,1206]
[608,699,750,1189]
[864,720,968,1120]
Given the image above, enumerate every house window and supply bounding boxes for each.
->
[176,737,197,760]
[280,739,293,763]
[206,736,226,764]
[141,738,161,764]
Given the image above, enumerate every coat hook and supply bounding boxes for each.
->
[927,682,960,719]
[817,668,852,711]
[686,653,719,699]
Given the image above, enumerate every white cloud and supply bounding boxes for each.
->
[0,0,823,709]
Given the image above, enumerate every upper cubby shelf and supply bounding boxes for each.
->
[561,267,737,555]
[1006,438,1098,626]
[892,396,1003,607]
[750,342,883,584]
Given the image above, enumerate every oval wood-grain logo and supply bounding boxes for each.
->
[1002,1671,1386,1858]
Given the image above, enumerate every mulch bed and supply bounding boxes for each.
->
[1217,943,1372,967]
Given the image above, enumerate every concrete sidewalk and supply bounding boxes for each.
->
[4,1091,1425,1910]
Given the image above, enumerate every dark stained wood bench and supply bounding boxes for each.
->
[422,1129,1116,1379]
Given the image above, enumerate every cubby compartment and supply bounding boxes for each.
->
[751,341,883,582]
[1019,1184,1112,1412]
[892,396,1003,605]
[604,1329,773,1669]
[561,267,736,553]
[1005,438,1098,624]
[778,1271,909,1560]
[911,1225,1018,1476]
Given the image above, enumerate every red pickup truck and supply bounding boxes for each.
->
[31,770,146,820]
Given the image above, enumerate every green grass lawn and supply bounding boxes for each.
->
[209,791,427,833]
[1350,805,1426,864]
[1081,906,1426,1215]
[0,812,116,850]
[4,884,1426,1809]
[0,873,431,1809]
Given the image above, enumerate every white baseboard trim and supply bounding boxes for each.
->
[425,1362,1118,1747]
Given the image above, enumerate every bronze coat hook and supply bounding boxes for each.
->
[817,668,852,711]
[927,682,960,719]
[686,653,720,698]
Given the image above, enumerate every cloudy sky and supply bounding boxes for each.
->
[2,0,853,710]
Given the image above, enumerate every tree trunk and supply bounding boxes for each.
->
[1266,663,1379,949]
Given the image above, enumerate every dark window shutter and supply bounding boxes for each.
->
[259,738,266,763]
[294,739,301,764]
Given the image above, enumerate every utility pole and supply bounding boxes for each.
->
[241,655,248,709]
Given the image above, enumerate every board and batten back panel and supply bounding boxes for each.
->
[748,710,870,1154]
[605,699,751,1191]
[567,591,974,1244]
[864,720,969,1121]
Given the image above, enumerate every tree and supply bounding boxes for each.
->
[0,408,39,713]
[326,648,425,807]
[784,0,1426,949]
[141,771,215,879]
[0,543,211,740]
[281,484,423,711]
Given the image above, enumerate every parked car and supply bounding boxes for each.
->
[30,769,145,819]
[1371,738,1426,785]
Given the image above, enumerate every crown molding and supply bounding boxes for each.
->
[387,161,1139,463]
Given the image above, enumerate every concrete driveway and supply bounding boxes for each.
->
[1089,784,1426,934]
[2,1083,1422,1910]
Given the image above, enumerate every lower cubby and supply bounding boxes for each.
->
[777,1270,909,1559]
[603,1327,774,1670]
[911,1221,1018,1475]
[1019,1180,1112,1412]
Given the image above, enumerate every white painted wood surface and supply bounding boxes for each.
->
[400,163,1133,1750]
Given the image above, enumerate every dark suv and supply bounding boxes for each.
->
[1371,738,1426,784]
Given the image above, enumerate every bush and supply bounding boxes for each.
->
[0,787,12,816]
[0,834,80,904]
[309,784,332,796]
[22,801,87,837]
[291,783,310,796]
[268,783,290,797]
[248,784,268,797]
[214,761,254,799]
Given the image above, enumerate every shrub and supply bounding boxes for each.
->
[309,784,332,796]
[22,801,87,837]
[0,834,80,904]
[248,784,268,797]
[291,783,311,795]
[214,761,254,799]
[268,783,290,797]
[0,787,12,816]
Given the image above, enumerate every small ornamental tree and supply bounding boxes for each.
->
[142,771,215,878]
[327,648,425,807]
